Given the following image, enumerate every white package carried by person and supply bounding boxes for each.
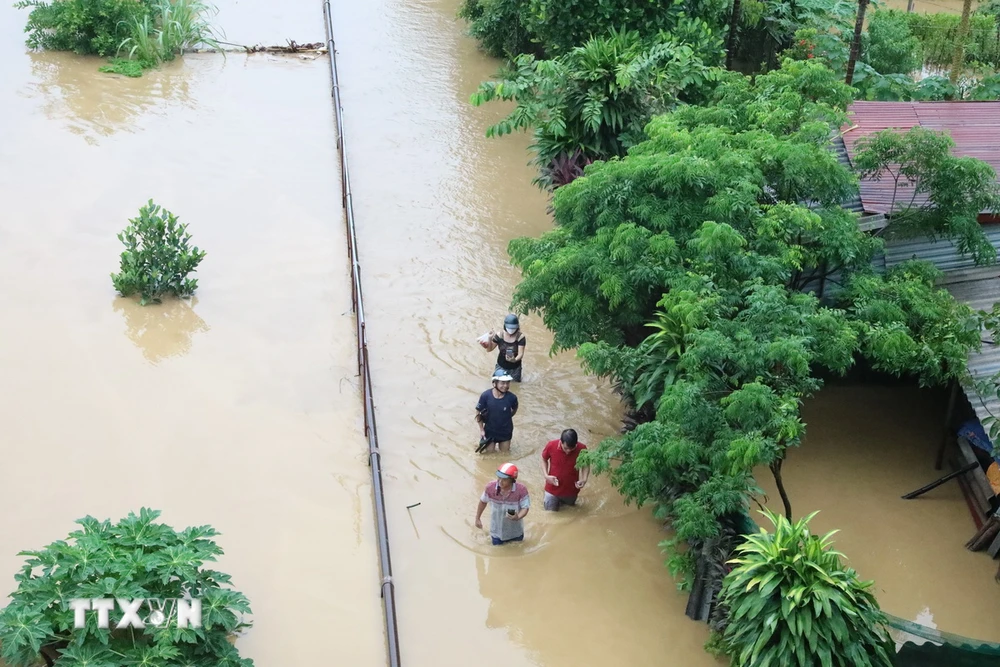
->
[477,332,493,349]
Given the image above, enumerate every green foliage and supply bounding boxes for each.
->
[509,57,988,594]
[718,510,894,667]
[99,57,152,77]
[730,0,857,73]
[972,303,1000,443]
[903,10,1000,70]
[863,10,922,76]
[843,261,981,387]
[508,60,863,351]
[579,279,855,551]
[471,29,722,188]
[0,508,254,667]
[850,126,1000,262]
[457,0,536,59]
[14,0,154,56]
[16,0,221,77]
[522,0,728,57]
[111,200,207,306]
[118,0,222,67]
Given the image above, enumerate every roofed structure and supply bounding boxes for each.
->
[841,101,1000,217]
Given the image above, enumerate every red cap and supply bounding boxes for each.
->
[496,463,518,479]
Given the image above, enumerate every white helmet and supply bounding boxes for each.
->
[492,372,513,383]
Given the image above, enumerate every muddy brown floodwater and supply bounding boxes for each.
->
[0,1,385,664]
[330,0,718,664]
[5,0,992,664]
[881,0,971,14]
[756,384,1000,643]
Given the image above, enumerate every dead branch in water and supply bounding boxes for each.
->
[184,39,328,55]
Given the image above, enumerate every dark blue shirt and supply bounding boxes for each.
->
[476,389,518,441]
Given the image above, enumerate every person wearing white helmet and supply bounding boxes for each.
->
[475,462,530,545]
[475,370,519,453]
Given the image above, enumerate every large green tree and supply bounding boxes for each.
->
[471,29,722,189]
[507,59,989,582]
[508,60,863,349]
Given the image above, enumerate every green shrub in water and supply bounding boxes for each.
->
[0,508,254,667]
[16,0,222,77]
[718,509,894,667]
[112,200,207,306]
[14,0,154,56]
[118,0,223,68]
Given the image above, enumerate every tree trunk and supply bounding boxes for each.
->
[725,0,742,70]
[770,458,793,521]
[845,0,870,85]
[950,0,974,85]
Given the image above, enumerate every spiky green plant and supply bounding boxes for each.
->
[718,509,894,667]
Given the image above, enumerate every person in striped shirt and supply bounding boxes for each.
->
[475,462,530,545]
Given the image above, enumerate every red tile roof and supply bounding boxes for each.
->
[841,101,1000,215]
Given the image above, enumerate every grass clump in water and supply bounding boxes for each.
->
[99,57,151,77]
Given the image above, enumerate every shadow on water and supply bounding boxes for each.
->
[23,52,196,143]
[112,296,210,363]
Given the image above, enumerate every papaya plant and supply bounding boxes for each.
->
[112,200,207,306]
[0,508,253,667]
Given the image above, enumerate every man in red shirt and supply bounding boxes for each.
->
[540,429,590,511]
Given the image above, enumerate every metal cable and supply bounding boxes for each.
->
[322,2,402,665]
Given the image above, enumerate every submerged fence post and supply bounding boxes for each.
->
[322,2,402,666]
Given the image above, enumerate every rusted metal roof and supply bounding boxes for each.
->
[943,268,1000,431]
[841,101,1000,215]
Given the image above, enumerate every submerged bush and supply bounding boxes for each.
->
[16,0,222,76]
[0,508,254,667]
[458,0,537,60]
[112,199,207,305]
[14,0,154,56]
[718,510,894,667]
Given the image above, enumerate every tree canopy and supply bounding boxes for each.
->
[503,59,990,581]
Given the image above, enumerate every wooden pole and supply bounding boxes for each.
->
[907,0,914,11]
[936,379,960,470]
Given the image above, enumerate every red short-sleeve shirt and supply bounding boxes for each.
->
[541,439,587,497]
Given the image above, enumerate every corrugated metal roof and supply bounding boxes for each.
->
[883,226,1000,273]
[841,101,1000,215]
[831,134,865,214]
[944,271,1000,429]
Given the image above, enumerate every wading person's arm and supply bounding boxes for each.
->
[513,336,526,362]
[514,493,530,520]
[576,463,590,489]
[541,446,558,487]
[475,395,487,437]
[475,499,488,529]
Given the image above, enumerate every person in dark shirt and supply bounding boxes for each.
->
[475,371,519,453]
[482,314,526,382]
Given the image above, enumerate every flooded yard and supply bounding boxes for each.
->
[756,384,1000,643]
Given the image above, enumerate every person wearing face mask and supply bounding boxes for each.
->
[483,314,526,382]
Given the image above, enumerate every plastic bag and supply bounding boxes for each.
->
[477,332,493,349]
